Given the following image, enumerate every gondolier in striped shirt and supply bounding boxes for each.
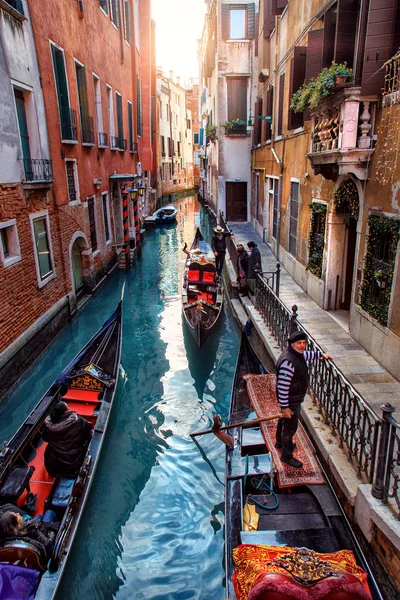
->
[275,330,332,469]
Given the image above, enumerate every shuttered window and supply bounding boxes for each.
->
[227,77,247,122]
[254,97,263,145]
[116,92,123,144]
[124,1,132,44]
[271,178,279,239]
[289,182,299,257]
[288,47,306,130]
[128,101,133,151]
[110,0,120,27]
[137,76,142,137]
[305,29,323,83]
[277,74,285,136]
[88,197,97,252]
[222,3,256,40]
[264,86,273,141]
[263,0,275,38]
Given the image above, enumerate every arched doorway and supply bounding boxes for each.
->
[71,239,84,298]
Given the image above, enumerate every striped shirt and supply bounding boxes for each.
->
[276,351,321,408]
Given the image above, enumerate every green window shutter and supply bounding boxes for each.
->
[221,4,230,40]
[128,102,133,151]
[116,93,123,140]
[247,3,256,39]
[137,77,142,137]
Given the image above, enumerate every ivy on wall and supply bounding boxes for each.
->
[306,203,327,279]
[332,179,359,218]
[359,215,400,326]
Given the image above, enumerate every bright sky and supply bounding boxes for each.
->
[151,0,206,86]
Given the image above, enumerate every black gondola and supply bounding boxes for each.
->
[182,227,223,347]
[223,334,383,600]
[0,286,124,600]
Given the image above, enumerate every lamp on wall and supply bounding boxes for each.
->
[247,115,273,130]
[130,186,138,200]
[138,185,145,197]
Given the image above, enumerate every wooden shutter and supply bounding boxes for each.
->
[221,4,230,40]
[254,97,262,145]
[322,7,336,68]
[361,0,398,96]
[305,29,323,82]
[227,78,247,121]
[265,85,273,140]
[247,3,256,39]
[288,47,307,130]
[255,11,260,56]
[264,0,275,38]
[272,0,287,16]
[334,0,359,67]
[277,74,285,136]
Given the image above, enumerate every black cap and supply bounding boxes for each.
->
[288,330,307,344]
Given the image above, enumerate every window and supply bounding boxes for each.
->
[306,203,327,278]
[134,0,140,50]
[116,92,124,147]
[110,0,120,27]
[227,77,247,123]
[137,76,143,136]
[102,193,111,243]
[75,62,94,145]
[107,85,115,139]
[13,88,32,180]
[277,74,285,137]
[93,74,107,147]
[267,177,279,239]
[128,101,133,152]
[194,132,199,144]
[289,181,300,257]
[99,0,108,14]
[88,197,97,252]
[264,86,273,142]
[4,0,24,15]
[124,1,132,44]
[222,3,255,40]
[65,159,80,203]
[0,220,21,267]
[30,212,55,286]
[51,44,77,142]
[161,135,165,155]
[288,47,306,130]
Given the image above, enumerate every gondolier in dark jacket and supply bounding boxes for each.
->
[247,241,262,294]
[211,225,232,274]
[43,401,92,477]
[276,331,332,469]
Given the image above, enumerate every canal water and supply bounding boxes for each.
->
[0,196,240,600]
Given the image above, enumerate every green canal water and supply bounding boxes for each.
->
[0,196,240,599]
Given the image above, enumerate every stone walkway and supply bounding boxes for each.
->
[228,222,400,420]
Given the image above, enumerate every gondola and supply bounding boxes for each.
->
[0,287,124,600]
[181,227,223,347]
[222,334,383,600]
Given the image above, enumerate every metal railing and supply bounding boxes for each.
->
[110,136,126,151]
[22,159,53,182]
[253,274,400,515]
[60,106,78,142]
[98,132,108,147]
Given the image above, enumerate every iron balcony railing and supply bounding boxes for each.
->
[60,106,78,142]
[110,136,126,150]
[253,274,400,515]
[81,115,95,145]
[22,159,53,182]
[98,132,108,147]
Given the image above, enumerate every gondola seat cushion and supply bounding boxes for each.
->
[0,466,34,503]
[187,270,200,282]
[62,389,100,403]
[48,476,76,509]
[202,271,215,283]
[0,563,40,600]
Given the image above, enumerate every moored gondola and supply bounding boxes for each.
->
[222,334,383,600]
[0,287,124,600]
[182,227,223,347]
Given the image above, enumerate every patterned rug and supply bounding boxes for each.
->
[243,374,325,487]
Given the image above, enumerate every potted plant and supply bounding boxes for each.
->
[373,269,387,288]
[205,124,217,140]
[223,119,247,133]
[290,62,353,113]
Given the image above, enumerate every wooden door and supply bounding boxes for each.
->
[226,182,247,221]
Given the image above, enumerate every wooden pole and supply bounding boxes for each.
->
[190,413,282,438]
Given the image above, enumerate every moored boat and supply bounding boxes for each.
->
[182,227,223,347]
[221,334,383,600]
[0,288,124,600]
[153,204,178,223]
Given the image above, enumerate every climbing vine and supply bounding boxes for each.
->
[332,179,359,219]
[359,215,400,326]
[306,203,327,279]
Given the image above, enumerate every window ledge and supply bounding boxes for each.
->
[37,272,56,290]
[0,0,26,22]
[354,304,390,335]
[22,180,54,191]
[226,39,250,43]
[2,255,22,268]
[61,139,79,145]
[106,240,112,247]
[82,142,95,147]
[98,144,108,149]
[92,249,101,258]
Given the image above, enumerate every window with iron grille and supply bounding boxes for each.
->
[110,0,120,27]
[32,216,53,281]
[99,0,108,14]
[124,1,132,44]
[360,215,400,326]
[66,160,79,203]
[306,203,327,278]
[289,181,299,257]
[88,197,97,252]
[102,193,111,242]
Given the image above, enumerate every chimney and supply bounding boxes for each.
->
[176,76,180,85]
[169,70,173,81]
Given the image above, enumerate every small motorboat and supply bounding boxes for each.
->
[0,287,124,600]
[181,227,223,347]
[211,334,383,600]
[153,204,178,224]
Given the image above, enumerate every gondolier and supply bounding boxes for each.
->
[211,225,232,275]
[276,330,332,469]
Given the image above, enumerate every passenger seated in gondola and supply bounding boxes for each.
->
[43,401,92,478]
[0,508,56,558]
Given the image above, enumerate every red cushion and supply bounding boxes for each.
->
[202,271,215,283]
[63,388,100,403]
[187,270,200,281]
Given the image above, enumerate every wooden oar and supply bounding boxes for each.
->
[190,413,283,438]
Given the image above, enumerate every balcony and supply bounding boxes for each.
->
[81,115,95,146]
[307,87,376,181]
[21,159,53,186]
[131,141,138,153]
[98,132,108,148]
[110,136,126,151]
[60,106,78,143]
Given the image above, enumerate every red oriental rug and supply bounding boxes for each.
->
[243,374,324,487]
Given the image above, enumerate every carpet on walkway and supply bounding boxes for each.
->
[243,374,325,487]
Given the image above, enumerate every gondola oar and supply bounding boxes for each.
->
[190,413,283,438]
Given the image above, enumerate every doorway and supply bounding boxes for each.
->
[341,215,357,310]
[226,181,247,221]
[72,241,84,298]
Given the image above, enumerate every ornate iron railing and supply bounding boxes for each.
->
[60,106,78,142]
[22,159,53,182]
[98,132,108,147]
[253,273,400,514]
